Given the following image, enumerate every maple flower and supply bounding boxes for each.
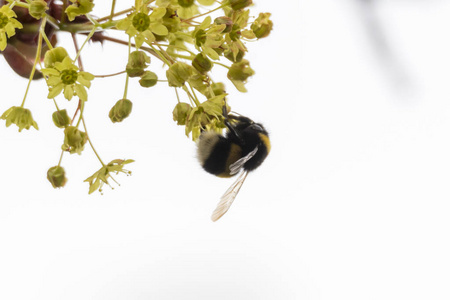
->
[0,5,23,51]
[41,56,94,101]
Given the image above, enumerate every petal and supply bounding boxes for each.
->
[135,34,144,49]
[4,7,17,18]
[203,47,220,60]
[9,18,23,29]
[150,8,166,21]
[116,17,131,31]
[142,30,155,43]
[74,84,87,101]
[47,75,62,86]
[48,83,64,98]
[125,26,138,37]
[150,23,168,36]
[62,56,77,69]
[63,85,74,100]
[77,74,92,88]
[5,23,16,38]
[0,33,6,51]
[41,68,60,76]
[78,71,95,81]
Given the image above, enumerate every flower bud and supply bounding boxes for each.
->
[173,102,192,125]
[62,126,88,155]
[225,48,245,63]
[192,53,212,74]
[139,71,158,88]
[109,99,133,123]
[227,60,254,82]
[251,13,273,39]
[213,47,225,56]
[47,166,67,188]
[126,50,150,77]
[229,24,241,41]
[52,109,71,128]
[166,62,195,87]
[44,47,69,68]
[214,16,233,33]
[178,0,194,7]
[229,0,252,10]
[29,0,49,20]
[195,29,207,47]
[211,82,226,96]
[65,0,95,21]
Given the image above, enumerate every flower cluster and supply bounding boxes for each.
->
[0,0,273,193]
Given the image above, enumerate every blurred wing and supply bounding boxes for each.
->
[211,171,249,222]
[229,146,258,176]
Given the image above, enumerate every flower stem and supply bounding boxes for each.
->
[181,3,228,23]
[94,70,127,78]
[52,98,60,111]
[109,0,117,22]
[8,1,27,9]
[149,44,173,66]
[170,53,195,60]
[154,43,196,56]
[20,18,46,108]
[123,36,131,99]
[70,100,81,126]
[174,87,181,104]
[57,150,64,167]
[213,61,230,69]
[82,116,105,167]
[61,0,67,23]
[101,35,163,64]
[41,29,54,50]
[75,100,85,128]
[71,33,83,70]
[188,82,201,106]
[96,7,134,23]
[73,26,97,64]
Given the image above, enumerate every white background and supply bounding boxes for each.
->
[1,0,450,299]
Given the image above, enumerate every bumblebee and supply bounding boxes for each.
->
[197,106,271,221]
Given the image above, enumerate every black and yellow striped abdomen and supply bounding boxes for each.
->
[197,131,242,178]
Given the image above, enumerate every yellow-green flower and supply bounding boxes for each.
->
[116,6,168,48]
[29,0,49,20]
[84,159,134,194]
[227,59,254,92]
[41,56,94,101]
[1,106,38,132]
[0,106,39,132]
[251,13,273,39]
[192,16,226,60]
[65,0,94,21]
[0,5,23,51]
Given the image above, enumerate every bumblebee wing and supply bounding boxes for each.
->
[229,146,258,176]
[211,171,249,222]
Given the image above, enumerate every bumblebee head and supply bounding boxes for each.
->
[248,122,268,136]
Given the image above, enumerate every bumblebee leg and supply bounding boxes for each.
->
[222,105,243,142]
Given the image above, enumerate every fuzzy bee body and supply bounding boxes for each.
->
[197,112,270,221]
